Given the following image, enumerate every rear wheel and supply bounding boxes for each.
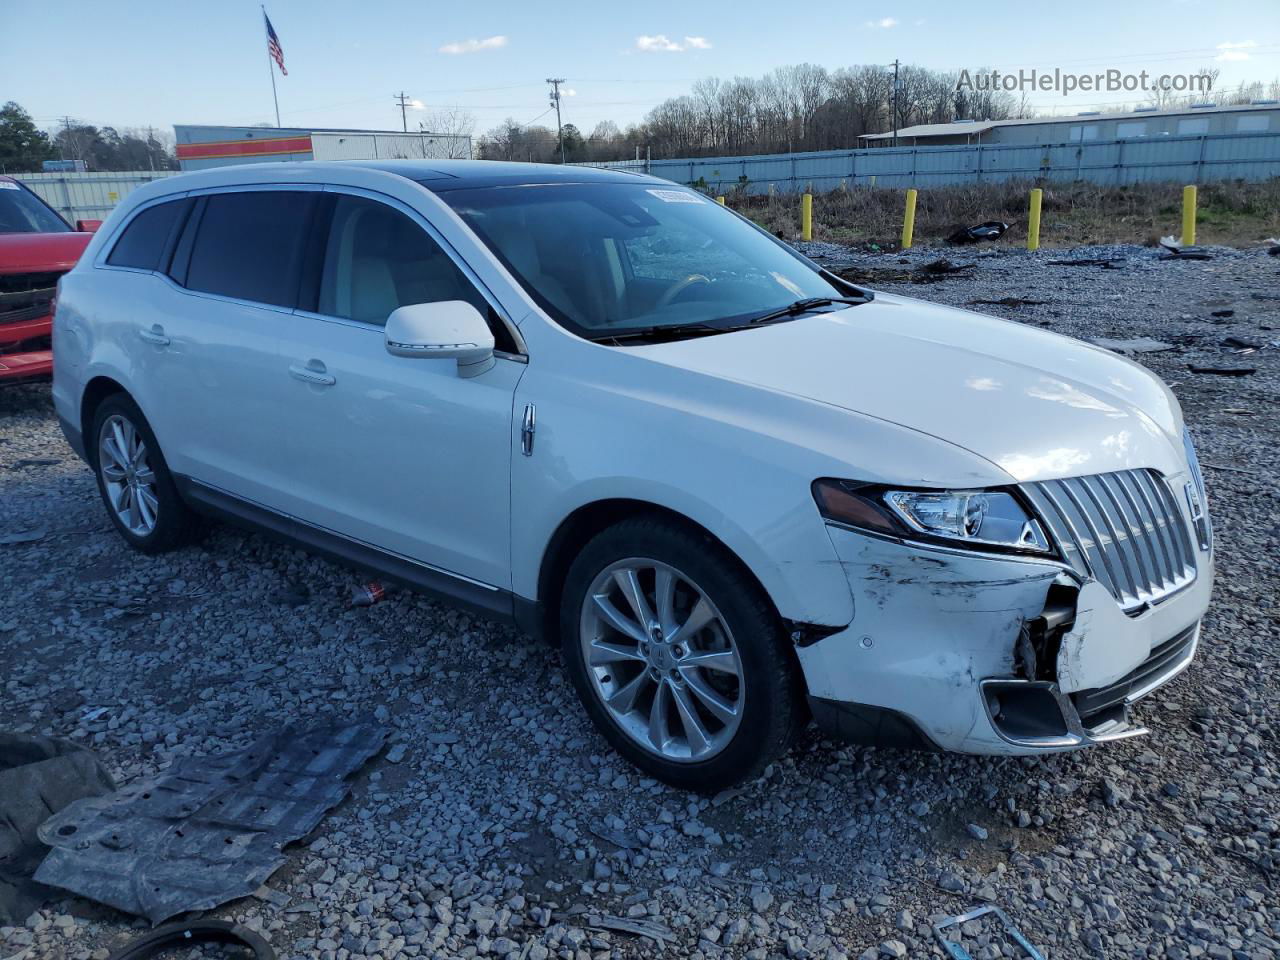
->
[91,394,199,553]
[561,516,805,791]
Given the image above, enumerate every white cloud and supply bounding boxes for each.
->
[637,34,684,52]
[865,17,898,28]
[438,35,508,55]
[636,34,711,52]
[1216,39,1257,61]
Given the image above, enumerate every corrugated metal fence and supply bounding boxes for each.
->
[585,131,1280,194]
[13,170,179,223]
[14,129,1277,221]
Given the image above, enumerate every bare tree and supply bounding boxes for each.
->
[421,107,476,159]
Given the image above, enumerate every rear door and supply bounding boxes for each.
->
[145,186,318,506]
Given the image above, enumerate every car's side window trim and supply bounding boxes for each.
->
[307,184,527,357]
[171,184,320,312]
[167,195,206,286]
[295,194,337,315]
[156,198,196,275]
[95,192,192,274]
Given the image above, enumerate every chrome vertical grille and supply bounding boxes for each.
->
[1022,469,1196,612]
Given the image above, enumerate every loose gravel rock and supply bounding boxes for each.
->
[2,242,1277,959]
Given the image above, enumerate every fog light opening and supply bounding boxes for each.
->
[984,682,1070,741]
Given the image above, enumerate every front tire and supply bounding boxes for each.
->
[561,516,806,792]
[91,394,198,553]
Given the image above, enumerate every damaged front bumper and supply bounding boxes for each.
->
[796,525,1212,755]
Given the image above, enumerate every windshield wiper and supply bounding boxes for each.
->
[590,321,738,345]
[744,296,869,327]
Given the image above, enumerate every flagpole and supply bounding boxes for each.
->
[263,5,280,127]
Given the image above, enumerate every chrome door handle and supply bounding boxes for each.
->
[137,325,169,346]
[289,363,336,386]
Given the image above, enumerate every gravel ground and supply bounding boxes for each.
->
[1,242,1277,960]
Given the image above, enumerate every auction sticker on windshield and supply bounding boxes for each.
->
[646,188,704,204]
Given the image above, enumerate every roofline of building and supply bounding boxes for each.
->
[172,123,469,139]
[858,101,1279,140]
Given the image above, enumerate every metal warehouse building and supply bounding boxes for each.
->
[172,125,472,171]
[859,102,1280,147]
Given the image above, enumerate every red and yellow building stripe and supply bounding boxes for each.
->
[176,134,314,161]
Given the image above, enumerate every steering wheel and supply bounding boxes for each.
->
[656,274,711,310]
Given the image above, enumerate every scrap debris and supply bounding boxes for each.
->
[966,297,1047,308]
[1088,336,1176,355]
[933,905,1046,960]
[922,258,974,276]
[1158,236,1213,260]
[350,581,387,607]
[0,733,115,923]
[0,529,46,546]
[833,260,973,286]
[946,221,1008,245]
[1187,365,1257,377]
[587,914,676,945]
[103,919,275,960]
[1045,257,1122,269]
[34,720,389,925]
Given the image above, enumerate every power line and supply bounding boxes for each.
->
[511,107,555,129]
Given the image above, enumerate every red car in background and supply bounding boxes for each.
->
[0,176,99,385]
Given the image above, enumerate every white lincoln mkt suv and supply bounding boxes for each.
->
[53,161,1213,790]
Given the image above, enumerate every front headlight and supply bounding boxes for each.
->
[812,479,1052,554]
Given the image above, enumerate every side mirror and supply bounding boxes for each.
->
[76,219,102,233]
[385,301,495,377]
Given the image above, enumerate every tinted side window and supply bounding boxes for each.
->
[185,191,314,307]
[106,199,187,270]
[317,195,489,327]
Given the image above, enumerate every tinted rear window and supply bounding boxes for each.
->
[106,199,187,270]
[185,191,314,307]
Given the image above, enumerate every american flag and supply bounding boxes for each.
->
[264,12,287,75]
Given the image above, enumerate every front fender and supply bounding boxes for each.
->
[517,473,854,628]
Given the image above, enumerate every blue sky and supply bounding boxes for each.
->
[4,0,1277,138]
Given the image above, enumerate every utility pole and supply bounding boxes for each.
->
[546,78,566,164]
[57,116,78,161]
[394,92,412,133]
[891,59,900,148]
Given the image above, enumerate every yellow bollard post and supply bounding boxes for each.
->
[715,196,725,205]
[1027,188,1043,251]
[801,192,813,241]
[901,188,917,249]
[1181,185,1197,247]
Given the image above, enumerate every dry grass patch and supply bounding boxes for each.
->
[728,178,1280,249]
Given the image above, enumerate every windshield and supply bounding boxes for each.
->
[439,181,854,340]
[0,181,72,234]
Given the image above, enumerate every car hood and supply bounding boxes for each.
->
[0,232,92,273]
[636,293,1186,484]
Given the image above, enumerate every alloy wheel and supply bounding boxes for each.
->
[98,414,159,537]
[579,559,744,762]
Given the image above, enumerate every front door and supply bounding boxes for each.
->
[268,190,524,591]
